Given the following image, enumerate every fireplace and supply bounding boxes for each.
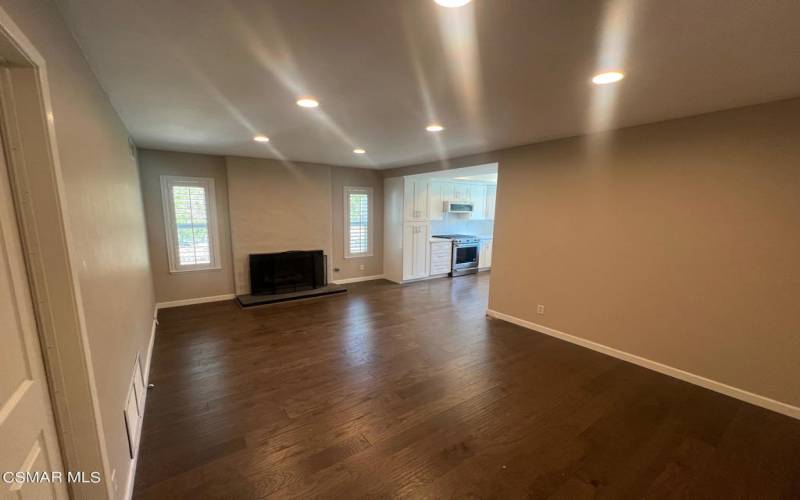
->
[249,250,326,295]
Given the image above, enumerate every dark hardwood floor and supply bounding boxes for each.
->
[133,273,800,499]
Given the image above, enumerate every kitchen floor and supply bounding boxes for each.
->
[134,273,800,499]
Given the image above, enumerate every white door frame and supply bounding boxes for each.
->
[0,7,112,500]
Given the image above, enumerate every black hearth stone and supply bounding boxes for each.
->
[236,284,347,308]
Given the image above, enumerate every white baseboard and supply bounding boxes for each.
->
[143,312,157,390]
[123,310,158,500]
[399,274,449,284]
[486,309,800,420]
[331,274,385,285]
[156,293,236,310]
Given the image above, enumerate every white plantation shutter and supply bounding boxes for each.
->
[161,176,221,272]
[345,186,372,258]
[172,184,210,265]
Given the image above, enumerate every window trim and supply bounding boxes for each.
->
[343,186,373,259]
[160,175,221,273]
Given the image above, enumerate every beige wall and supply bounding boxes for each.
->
[138,149,235,303]
[384,98,800,408]
[140,152,383,298]
[226,156,334,295]
[330,166,384,280]
[478,98,800,408]
[1,0,156,495]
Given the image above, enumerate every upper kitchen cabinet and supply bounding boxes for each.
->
[404,177,429,222]
[427,180,496,221]
[428,181,456,221]
[469,184,487,220]
[452,183,470,202]
[485,185,497,220]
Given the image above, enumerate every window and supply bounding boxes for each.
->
[160,176,220,272]
[344,186,372,258]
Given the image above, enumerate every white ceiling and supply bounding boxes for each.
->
[427,163,498,183]
[56,0,800,169]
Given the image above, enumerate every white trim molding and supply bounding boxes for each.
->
[123,309,158,500]
[486,309,800,420]
[143,311,157,385]
[156,293,236,310]
[331,274,385,285]
[0,6,113,498]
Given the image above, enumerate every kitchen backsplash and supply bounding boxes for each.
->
[431,216,494,237]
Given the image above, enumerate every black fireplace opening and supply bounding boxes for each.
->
[249,250,326,295]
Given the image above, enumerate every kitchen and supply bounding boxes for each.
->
[383,163,497,283]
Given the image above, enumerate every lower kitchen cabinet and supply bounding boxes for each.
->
[479,238,493,269]
[430,240,452,275]
[403,222,430,280]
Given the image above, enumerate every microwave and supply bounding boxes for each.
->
[444,201,474,213]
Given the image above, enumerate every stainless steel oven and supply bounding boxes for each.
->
[432,234,480,277]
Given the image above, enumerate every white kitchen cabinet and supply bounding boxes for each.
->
[404,177,429,221]
[485,185,497,220]
[440,182,454,205]
[403,222,430,280]
[479,238,493,269]
[429,240,452,275]
[385,175,496,283]
[469,184,487,219]
[428,181,446,221]
[452,183,470,202]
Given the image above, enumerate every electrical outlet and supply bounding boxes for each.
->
[359,264,365,271]
[537,305,545,315]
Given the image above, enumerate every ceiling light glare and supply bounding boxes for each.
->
[435,0,472,7]
[296,98,320,108]
[592,71,625,85]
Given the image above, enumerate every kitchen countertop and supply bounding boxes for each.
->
[430,235,494,242]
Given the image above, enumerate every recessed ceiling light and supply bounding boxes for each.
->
[296,98,320,108]
[253,135,270,142]
[434,0,472,7]
[426,124,445,132]
[353,148,367,155]
[592,71,625,85]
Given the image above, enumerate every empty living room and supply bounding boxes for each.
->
[1,0,800,499]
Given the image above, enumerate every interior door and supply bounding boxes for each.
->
[0,139,67,499]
